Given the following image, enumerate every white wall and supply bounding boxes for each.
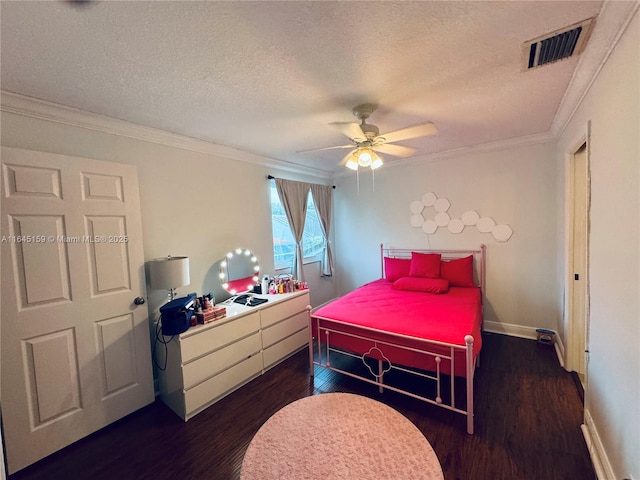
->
[0,109,337,308]
[0,106,338,385]
[333,140,559,333]
[557,9,639,480]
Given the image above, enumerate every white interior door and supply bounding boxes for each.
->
[569,143,589,381]
[1,147,154,474]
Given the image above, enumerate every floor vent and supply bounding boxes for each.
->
[523,17,596,70]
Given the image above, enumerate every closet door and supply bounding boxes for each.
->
[569,143,589,382]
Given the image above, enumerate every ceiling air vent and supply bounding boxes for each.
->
[523,17,596,70]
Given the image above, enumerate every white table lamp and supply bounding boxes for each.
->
[149,256,190,301]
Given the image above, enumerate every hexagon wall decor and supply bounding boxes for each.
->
[422,220,438,234]
[492,224,514,242]
[409,200,424,214]
[476,217,496,233]
[434,198,450,212]
[421,192,437,206]
[435,212,450,227]
[409,192,514,242]
[462,210,480,226]
[448,218,465,234]
[410,214,425,227]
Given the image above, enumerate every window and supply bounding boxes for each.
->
[270,181,324,270]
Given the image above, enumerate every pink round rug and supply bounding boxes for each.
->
[240,392,444,480]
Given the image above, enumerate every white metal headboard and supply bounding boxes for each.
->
[380,243,486,295]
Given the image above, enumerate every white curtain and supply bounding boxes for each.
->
[310,184,334,277]
[275,178,310,281]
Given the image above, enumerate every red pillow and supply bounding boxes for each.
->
[409,252,441,278]
[440,255,475,287]
[384,257,411,282]
[393,276,449,294]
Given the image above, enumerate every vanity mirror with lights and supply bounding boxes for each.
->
[158,246,310,421]
[219,248,260,294]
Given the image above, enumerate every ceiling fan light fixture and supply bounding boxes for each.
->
[345,148,383,171]
[357,149,373,167]
[345,153,360,170]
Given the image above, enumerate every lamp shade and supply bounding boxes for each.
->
[149,256,190,290]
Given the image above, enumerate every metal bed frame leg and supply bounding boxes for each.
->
[378,359,384,393]
[465,334,475,434]
[307,306,314,378]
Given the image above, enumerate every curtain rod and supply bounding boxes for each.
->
[267,175,335,189]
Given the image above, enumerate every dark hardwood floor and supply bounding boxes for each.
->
[9,333,595,480]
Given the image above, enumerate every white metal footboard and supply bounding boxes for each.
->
[308,309,476,434]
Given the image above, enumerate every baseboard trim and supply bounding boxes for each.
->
[582,409,616,480]
[484,320,538,340]
[554,331,566,368]
[484,320,566,368]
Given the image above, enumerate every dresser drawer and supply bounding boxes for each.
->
[262,310,307,349]
[184,354,262,418]
[261,292,309,328]
[183,331,262,389]
[263,328,308,369]
[159,290,314,422]
[180,312,260,363]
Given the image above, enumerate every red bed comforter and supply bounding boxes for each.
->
[311,279,483,377]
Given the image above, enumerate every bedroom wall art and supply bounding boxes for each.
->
[409,192,513,242]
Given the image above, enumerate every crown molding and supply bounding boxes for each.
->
[333,130,555,178]
[551,0,640,137]
[404,132,556,171]
[414,132,556,164]
[0,90,334,180]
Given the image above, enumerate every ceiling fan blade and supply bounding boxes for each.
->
[373,143,416,158]
[338,150,355,166]
[330,122,366,141]
[379,122,438,144]
[297,144,354,154]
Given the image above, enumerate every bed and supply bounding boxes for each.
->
[308,244,485,434]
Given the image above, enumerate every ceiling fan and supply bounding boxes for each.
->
[299,103,437,171]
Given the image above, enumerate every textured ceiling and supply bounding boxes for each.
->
[0,1,617,175]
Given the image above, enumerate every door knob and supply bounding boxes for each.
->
[133,296,146,305]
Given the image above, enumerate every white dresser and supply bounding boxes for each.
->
[157,290,310,420]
